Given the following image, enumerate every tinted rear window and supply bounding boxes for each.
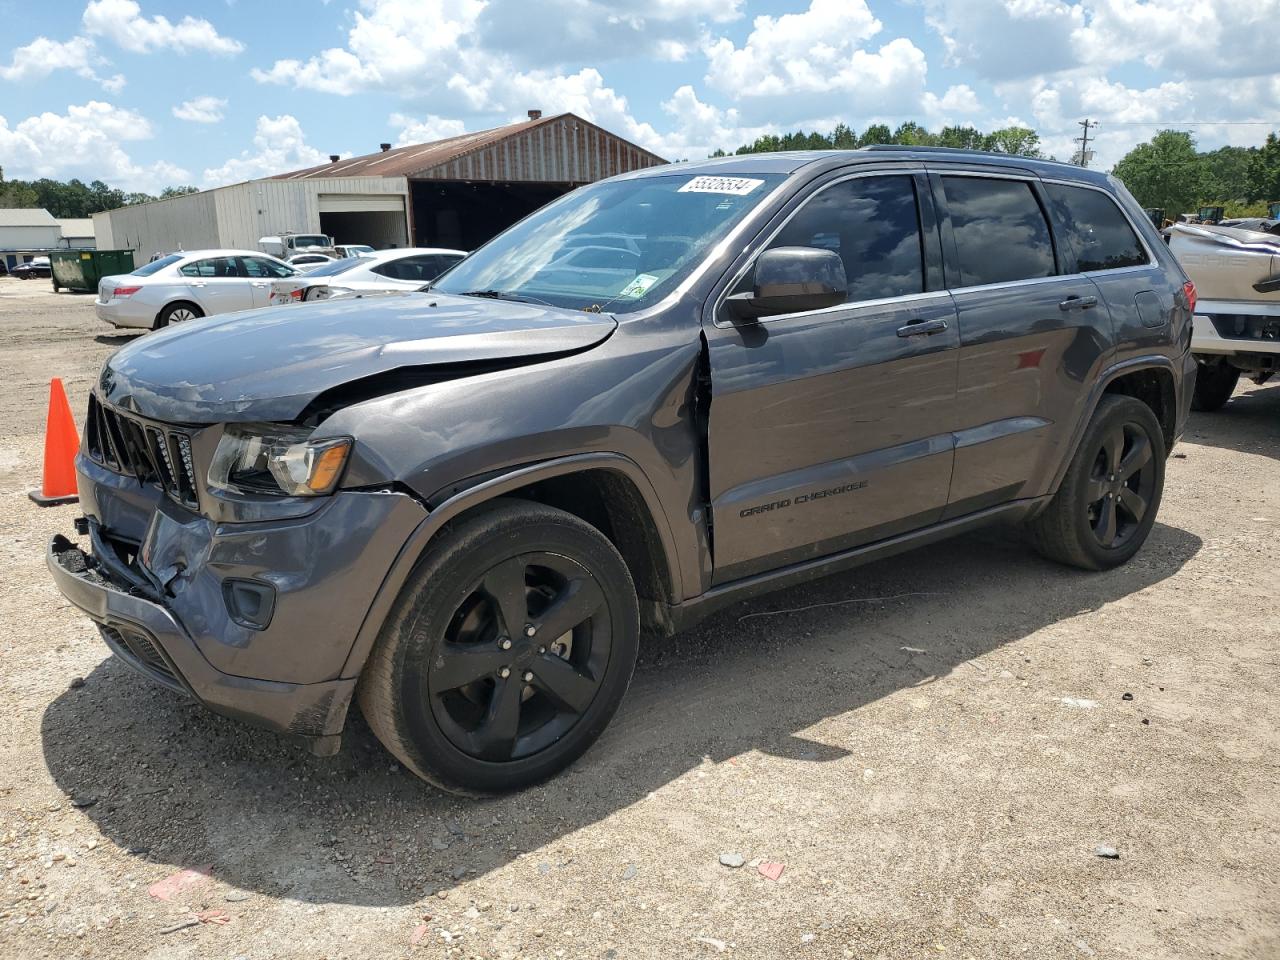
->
[132,254,182,276]
[1044,183,1149,272]
[942,177,1055,287]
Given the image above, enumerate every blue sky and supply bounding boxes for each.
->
[1,0,1277,193]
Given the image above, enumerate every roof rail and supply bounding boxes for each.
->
[862,144,991,154]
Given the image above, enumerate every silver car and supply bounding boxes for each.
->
[95,250,306,331]
[288,247,466,301]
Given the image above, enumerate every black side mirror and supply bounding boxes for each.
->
[725,246,848,322]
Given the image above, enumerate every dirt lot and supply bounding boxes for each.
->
[0,277,1277,960]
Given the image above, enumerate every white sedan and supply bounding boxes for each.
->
[287,253,338,272]
[290,247,466,301]
[95,250,305,330]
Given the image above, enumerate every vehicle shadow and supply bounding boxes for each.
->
[1183,380,1280,462]
[93,333,143,346]
[41,521,1201,906]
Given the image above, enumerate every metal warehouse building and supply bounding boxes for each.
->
[93,112,666,260]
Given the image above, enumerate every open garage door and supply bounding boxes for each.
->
[317,193,408,250]
[410,181,574,251]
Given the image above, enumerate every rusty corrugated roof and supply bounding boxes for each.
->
[272,112,666,182]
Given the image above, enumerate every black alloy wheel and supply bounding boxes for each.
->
[1083,421,1157,550]
[358,500,639,795]
[1027,394,1166,570]
[428,552,611,762]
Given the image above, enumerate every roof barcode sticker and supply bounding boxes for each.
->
[678,176,764,196]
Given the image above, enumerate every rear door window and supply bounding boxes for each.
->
[241,256,295,278]
[179,256,241,278]
[752,174,924,304]
[1044,183,1149,272]
[941,176,1056,287]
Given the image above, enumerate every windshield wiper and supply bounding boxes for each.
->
[459,289,557,307]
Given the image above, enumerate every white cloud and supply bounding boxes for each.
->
[0,101,188,190]
[926,0,1278,82]
[474,0,744,65]
[923,0,1083,80]
[202,115,329,186]
[101,72,127,94]
[0,36,99,83]
[252,0,484,95]
[172,95,227,124]
[702,1,929,124]
[83,0,244,56]
[390,112,466,146]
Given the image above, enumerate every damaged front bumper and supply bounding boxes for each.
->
[48,530,356,752]
[48,455,429,753]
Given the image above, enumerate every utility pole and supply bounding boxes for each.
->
[1074,119,1096,167]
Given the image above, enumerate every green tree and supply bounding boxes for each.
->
[1246,132,1280,203]
[160,185,200,198]
[830,123,858,149]
[858,123,891,147]
[1200,145,1254,202]
[1112,130,1207,214]
[937,125,986,150]
[891,121,935,146]
[984,127,1043,158]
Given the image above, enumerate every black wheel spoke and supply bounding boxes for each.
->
[1102,428,1124,475]
[429,643,508,693]
[482,558,528,638]
[532,655,598,714]
[1118,487,1147,523]
[1118,435,1151,481]
[533,575,605,642]
[1085,477,1107,504]
[471,674,524,760]
[1095,495,1118,546]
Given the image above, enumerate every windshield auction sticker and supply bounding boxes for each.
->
[619,273,659,298]
[678,176,765,196]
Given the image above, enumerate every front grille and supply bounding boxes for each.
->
[101,624,181,688]
[86,394,199,508]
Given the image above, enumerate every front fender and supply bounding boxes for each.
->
[336,452,688,680]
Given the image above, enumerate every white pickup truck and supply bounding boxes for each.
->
[1169,222,1280,411]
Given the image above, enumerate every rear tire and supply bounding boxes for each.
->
[1191,361,1239,412]
[154,301,203,330]
[1028,395,1165,571]
[357,500,639,795]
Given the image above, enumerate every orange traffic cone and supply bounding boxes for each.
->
[29,378,80,506]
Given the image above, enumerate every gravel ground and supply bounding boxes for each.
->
[0,277,1277,960]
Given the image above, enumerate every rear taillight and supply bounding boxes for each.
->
[289,288,305,301]
[1183,280,1197,314]
[113,286,141,298]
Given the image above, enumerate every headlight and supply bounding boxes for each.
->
[208,424,352,497]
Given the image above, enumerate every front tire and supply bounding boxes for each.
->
[1028,395,1166,570]
[1191,361,1239,412]
[357,500,639,795]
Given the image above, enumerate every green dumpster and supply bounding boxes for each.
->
[50,249,135,294]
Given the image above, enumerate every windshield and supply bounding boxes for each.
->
[291,234,330,248]
[305,256,372,277]
[132,254,183,276]
[432,173,785,312]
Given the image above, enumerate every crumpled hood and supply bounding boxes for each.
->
[99,293,617,423]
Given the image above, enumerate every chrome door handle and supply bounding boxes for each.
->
[1059,295,1098,311]
[897,318,949,337]
[251,281,267,287]
[189,281,206,287]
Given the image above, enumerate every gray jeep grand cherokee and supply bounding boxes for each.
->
[49,148,1196,794]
